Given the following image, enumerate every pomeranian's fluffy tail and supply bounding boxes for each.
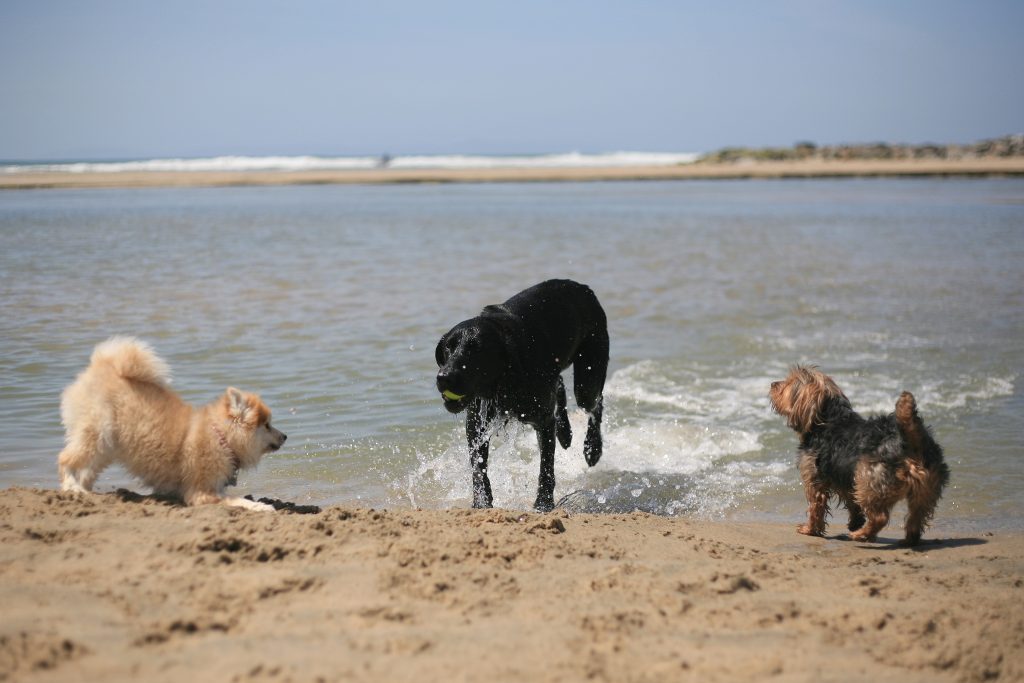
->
[89,336,172,387]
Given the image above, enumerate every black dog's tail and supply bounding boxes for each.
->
[895,391,924,459]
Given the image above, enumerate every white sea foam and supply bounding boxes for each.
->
[2,151,699,175]
[924,375,1015,410]
[387,151,699,170]
[1,155,382,174]
[391,361,1016,515]
[398,398,769,515]
[796,371,1017,415]
[605,360,781,425]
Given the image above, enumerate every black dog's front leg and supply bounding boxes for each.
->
[466,400,493,508]
[583,396,603,467]
[534,420,557,512]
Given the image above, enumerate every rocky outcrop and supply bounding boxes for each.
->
[699,134,1024,163]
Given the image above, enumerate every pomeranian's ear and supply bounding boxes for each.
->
[225,387,250,420]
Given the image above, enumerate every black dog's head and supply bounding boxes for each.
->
[435,318,508,414]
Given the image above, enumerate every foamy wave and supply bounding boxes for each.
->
[2,151,698,175]
[380,361,1014,516]
[801,372,1016,415]
[911,375,1014,412]
[388,151,699,170]
[605,421,762,473]
[2,155,382,174]
[397,406,767,515]
[605,360,779,424]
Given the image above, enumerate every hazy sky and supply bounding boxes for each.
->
[1,0,1021,160]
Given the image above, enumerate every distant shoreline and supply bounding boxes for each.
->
[3,157,1024,190]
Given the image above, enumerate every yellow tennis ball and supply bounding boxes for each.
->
[442,390,466,401]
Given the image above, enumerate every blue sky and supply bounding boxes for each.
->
[1,0,1021,160]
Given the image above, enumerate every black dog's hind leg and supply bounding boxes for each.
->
[573,328,609,467]
[555,376,572,449]
[534,420,557,512]
[466,400,493,508]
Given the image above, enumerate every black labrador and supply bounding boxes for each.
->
[435,279,609,511]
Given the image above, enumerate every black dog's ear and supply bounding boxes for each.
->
[435,334,447,367]
[477,318,513,366]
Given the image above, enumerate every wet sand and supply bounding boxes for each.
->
[3,158,1024,190]
[1,487,1021,682]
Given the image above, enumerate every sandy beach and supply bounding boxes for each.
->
[3,158,1024,190]
[1,487,1021,682]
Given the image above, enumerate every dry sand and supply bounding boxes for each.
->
[1,488,1021,682]
[3,158,1024,190]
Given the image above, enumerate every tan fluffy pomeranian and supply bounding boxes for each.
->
[58,337,286,511]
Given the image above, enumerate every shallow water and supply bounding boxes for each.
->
[1,179,1021,530]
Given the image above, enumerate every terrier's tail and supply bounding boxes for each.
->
[894,391,924,458]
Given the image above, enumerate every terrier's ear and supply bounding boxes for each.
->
[225,387,250,420]
[788,369,847,433]
[789,381,819,433]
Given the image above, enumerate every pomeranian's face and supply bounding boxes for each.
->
[223,388,287,459]
[252,415,287,454]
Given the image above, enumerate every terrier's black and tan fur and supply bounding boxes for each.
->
[769,366,949,546]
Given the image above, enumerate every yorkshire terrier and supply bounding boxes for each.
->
[769,366,949,546]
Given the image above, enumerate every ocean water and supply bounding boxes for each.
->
[1,179,1021,531]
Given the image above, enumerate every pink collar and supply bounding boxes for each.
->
[212,424,243,477]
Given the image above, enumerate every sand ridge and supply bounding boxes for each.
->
[3,158,1024,190]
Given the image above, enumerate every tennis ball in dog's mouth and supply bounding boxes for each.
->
[442,390,466,401]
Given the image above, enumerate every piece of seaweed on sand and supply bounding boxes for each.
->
[245,495,321,515]
[112,489,320,514]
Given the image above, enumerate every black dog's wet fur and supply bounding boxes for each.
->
[435,279,609,511]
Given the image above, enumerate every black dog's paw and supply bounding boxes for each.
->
[534,496,556,513]
[471,480,494,509]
